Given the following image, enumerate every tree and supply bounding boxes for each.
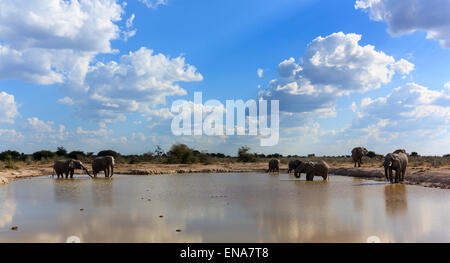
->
[366,151,377,158]
[237,146,257,162]
[167,144,195,164]
[0,150,21,161]
[154,145,165,157]
[32,150,55,161]
[411,152,419,157]
[56,146,67,156]
[68,151,86,159]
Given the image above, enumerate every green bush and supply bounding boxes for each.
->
[0,150,21,161]
[56,146,68,156]
[237,146,257,162]
[167,144,196,164]
[32,150,55,161]
[367,151,377,158]
[67,151,86,159]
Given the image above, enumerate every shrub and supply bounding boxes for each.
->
[32,150,55,161]
[56,146,68,156]
[0,150,21,161]
[237,146,257,162]
[366,151,377,158]
[167,144,196,164]
[67,151,86,160]
[4,155,17,169]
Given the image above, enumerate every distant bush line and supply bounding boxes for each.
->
[0,146,449,168]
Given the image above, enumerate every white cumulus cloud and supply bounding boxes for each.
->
[0,91,19,123]
[65,47,203,123]
[352,82,450,132]
[355,0,450,48]
[139,0,167,9]
[257,68,264,78]
[0,0,124,84]
[260,32,413,113]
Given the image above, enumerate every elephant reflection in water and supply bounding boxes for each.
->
[384,184,408,216]
[91,179,114,207]
[53,179,84,203]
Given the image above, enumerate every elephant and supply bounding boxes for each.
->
[393,149,406,154]
[351,147,368,167]
[53,159,91,178]
[295,160,329,181]
[383,152,408,183]
[288,159,302,174]
[268,159,279,173]
[92,156,115,178]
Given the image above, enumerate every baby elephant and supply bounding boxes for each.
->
[268,159,280,173]
[53,159,91,178]
[295,160,329,181]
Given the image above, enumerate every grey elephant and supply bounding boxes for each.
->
[288,159,302,174]
[268,159,279,173]
[53,159,91,178]
[393,149,406,154]
[351,147,368,167]
[295,160,329,181]
[92,156,115,177]
[383,152,408,183]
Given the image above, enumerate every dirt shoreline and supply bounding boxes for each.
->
[0,162,449,189]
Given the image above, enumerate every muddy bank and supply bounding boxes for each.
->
[330,167,450,189]
[0,162,449,189]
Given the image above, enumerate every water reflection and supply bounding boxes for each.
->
[0,188,15,228]
[0,174,448,242]
[91,178,114,207]
[384,184,408,216]
[52,179,85,203]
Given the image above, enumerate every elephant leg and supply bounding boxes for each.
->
[394,170,399,183]
[389,168,393,183]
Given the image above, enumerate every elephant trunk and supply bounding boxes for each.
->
[81,165,93,178]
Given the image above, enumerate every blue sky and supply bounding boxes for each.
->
[0,0,449,156]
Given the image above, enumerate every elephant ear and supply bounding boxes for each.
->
[68,160,74,169]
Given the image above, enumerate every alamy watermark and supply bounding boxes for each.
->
[170,92,279,146]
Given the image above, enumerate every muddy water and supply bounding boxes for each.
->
[0,174,448,242]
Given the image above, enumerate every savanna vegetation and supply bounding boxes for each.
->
[0,145,449,170]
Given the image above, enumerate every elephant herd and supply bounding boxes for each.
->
[268,159,329,181]
[269,147,409,184]
[52,156,115,179]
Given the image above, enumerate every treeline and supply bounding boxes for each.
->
[0,145,449,167]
